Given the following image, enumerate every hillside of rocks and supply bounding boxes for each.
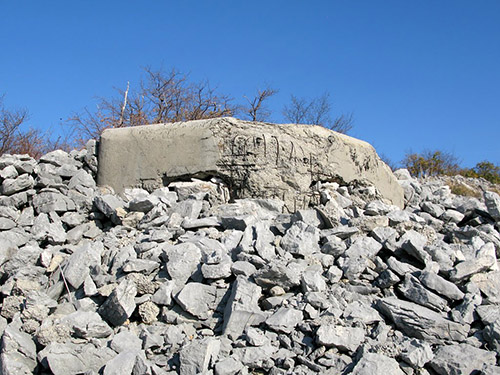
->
[1,142,500,375]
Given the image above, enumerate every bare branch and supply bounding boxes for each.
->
[282,92,353,134]
[243,87,278,122]
[118,81,130,127]
[329,112,354,134]
[0,96,30,155]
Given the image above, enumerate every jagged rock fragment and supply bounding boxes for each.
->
[429,343,496,375]
[376,297,469,342]
[98,279,137,326]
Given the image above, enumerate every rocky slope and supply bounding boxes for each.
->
[1,143,500,375]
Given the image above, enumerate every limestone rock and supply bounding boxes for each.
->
[0,325,37,374]
[175,282,217,320]
[484,191,500,221]
[376,297,469,342]
[38,342,115,375]
[1,174,34,196]
[316,325,365,352]
[265,307,303,333]
[223,276,266,339]
[351,352,404,375]
[179,338,220,375]
[429,343,496,375]
[98,279,137,326]
[164,242,201,289]
[280,220,320,256]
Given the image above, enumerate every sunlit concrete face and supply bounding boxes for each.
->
[98,117,404,211]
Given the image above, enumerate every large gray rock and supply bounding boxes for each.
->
[61,310,112,339]
[280,220,320,256]
[265,307,303,333]
[1,174,34,196]
[398,274,449,312]
[316,325,365,352]
[179,338,220,375]
[103,350,148,375]
[164,242,202,290]
[0,325,37,375]
[223,276,266,339]
[429,343,496,375]
[416,270,465,301]
[98,279,137,326]
[98,117,404,210]
[62,241,103,289]
[376,297,469,342]
[175,282,217,320]
[38,342,115,375]
[484,191,500,220]
[351,353,404,375]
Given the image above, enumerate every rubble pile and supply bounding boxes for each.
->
[1,144,500,375]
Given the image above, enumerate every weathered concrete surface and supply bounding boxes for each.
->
[98,117,404,210]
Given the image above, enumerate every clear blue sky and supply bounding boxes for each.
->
[1,1,499,167]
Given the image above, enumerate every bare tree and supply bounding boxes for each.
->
[0,95,68,158]
[0,95,29,155]
[282,95,310,124]
[329,112,354,134]
[138,67,235,124]
[282,92,353,134]
[68,67,236,144]
[243,87,278,122]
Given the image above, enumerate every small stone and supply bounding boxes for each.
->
[110,331,143,353]
[138,301,160,324]
[316,325,365,352]
[231,261,256,277]
[269,286,286,296]
[215,357,244,375]
[265,307,303,333]
[151,280,175,306]
[400,339,434,369]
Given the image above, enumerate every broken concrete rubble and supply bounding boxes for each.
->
[0,141,500,374]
